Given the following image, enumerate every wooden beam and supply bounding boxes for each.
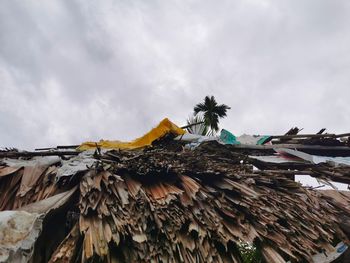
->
[180,122,204,129]
[0,151,79,158]
[271,134,336,139]
[35,145,79,151]
[229,144,350,156]
[57,145,79,149]
[231,143,350,151]
[334,133,350,138]
[270,132,350,140]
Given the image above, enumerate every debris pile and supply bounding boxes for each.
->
[0,120,350,263]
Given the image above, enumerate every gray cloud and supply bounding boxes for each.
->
[1,0,350,149]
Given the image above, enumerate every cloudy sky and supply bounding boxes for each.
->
[1,0,350,150]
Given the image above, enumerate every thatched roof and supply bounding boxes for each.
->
[1,122,350,263]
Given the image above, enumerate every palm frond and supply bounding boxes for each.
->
[186,115,209,136]
[194,103,207,115]
[215,104,231,118]
[204,96,212,106]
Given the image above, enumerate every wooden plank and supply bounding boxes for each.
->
[334,133,350,138]
[0,151,79,158]
[270,132,350,140]
[229,144,350,156]
[231,144,350,151]
[180,122,204,129]
[35,145,79,151]
[271,134,336,139]
[57,145,79,149]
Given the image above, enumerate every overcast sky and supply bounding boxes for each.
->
[1,0,350,150]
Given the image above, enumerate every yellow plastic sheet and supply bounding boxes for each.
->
[78,118,185,151]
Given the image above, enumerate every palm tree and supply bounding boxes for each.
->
[194,95,230,135]
[186,114,210,136]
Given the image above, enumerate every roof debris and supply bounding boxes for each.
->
[0,119,350,262]
[0,211,43,262]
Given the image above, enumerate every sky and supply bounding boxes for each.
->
[1,0,350,150]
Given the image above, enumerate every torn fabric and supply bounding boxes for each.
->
[78,118,185,150]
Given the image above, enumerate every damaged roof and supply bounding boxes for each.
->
[0,119,350,263]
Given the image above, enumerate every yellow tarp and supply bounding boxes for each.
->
[78,118,185,151]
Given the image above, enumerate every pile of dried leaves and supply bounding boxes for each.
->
[0,141,349,262]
